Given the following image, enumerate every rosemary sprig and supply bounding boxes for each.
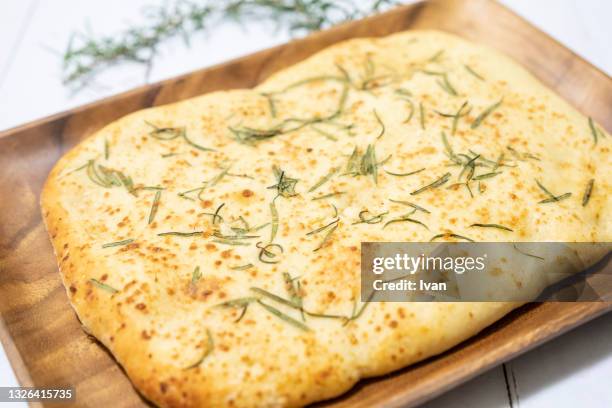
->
[256,242,283,264]
[306,219,339,252]
[308,167,339,193]
[535,179,571,204]
[383,214,429,230]
[410,172,451,195]
[191,266,202,284]
[257,300,310,331]
[419,102,426,130]
[421,70,458,96]
[472,172,501,181]
[464,64,484,81]
[470,223,513,232]
[158,231,203,237]
[268,166,299,198]
[102,239,134,248]
[352,210,388,225]
[216,297,256,322]
[148,190,162,225]
[90,278,118,294]
[373,109,385,139]
[62,0,397,89]
[230,263,253,271]
[430,233,474,242]
[86,160,137,195]
[145,121,214,152]
[513,244,545,261]
[344,145,390,184]
[582,179,594,206]
[104,139,109,160]
[388,199,430,214]
[384,168,425,177]
[588,117,605,145]
[507,146,540,162]
[269,201,279,242]
[184,329,214,369]
[311,191,346,201]
[435,101,470,135]
[471,99,503,129]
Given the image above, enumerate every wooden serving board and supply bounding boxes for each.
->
[0,0,610,407]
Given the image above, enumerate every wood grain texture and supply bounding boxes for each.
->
[0,0,610,407]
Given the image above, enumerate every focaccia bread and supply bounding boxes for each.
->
[41,30,610,407]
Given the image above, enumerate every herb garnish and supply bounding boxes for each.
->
[311,191,346,201]
[535,179,571,204]
[470,223,513,232]
[383,214,429,230]
[148,190,162,225]
[384,168,425,177]
[388,199,430,214]
[419,102,426,130]
[513,244,545,261]
[184,329,214,369]
[411,172,451,195]
[582,179,594,206]
[145,121,214,152]
[373,109,385,139]
[86,160,137,195]
[102,239,134,248]
[352,210,388,225]
[588,117,605,145]
[430,233,474,242]
[230,264,253,271]
[308,167,339,193]
[158,231,203,237]
[344,145,390,184]
[306,219,339,252]
[191,266,202,284]
[268,166,298,198]
[471,99,503,129]
[257,300,310,331]
[90,278,118,293]
[464,64,484,81]
[256,242,283,264]
[435,101,470,135]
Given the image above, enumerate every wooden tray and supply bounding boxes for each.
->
[0,0,610,406]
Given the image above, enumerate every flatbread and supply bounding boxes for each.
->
[41,30,610,407]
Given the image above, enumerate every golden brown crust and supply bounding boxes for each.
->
[41,30,610,407]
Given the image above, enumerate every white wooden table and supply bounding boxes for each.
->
[1,1,611,406]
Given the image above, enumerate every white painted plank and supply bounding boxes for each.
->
[0,0,38,83]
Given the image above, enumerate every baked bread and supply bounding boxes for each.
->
[41,30,610,407]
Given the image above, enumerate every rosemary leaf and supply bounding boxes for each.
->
[230,263,254,271]
[191,266,202,284]
[257,300,310,331]
[582,179,594,206]
[148,190,162,225]
[184,329,214,369]
[430,233,474,242]
[158,231,203,237]
[470,223,513,232]
[388,199,430,214]
[410,172,451,195]
[308,167,339,192]
[373,109,385,139]
[102,239,134,248]
[90,278,118,293]
[464,64,484,81]
[384,168,425,177]
[471,99,503,129]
